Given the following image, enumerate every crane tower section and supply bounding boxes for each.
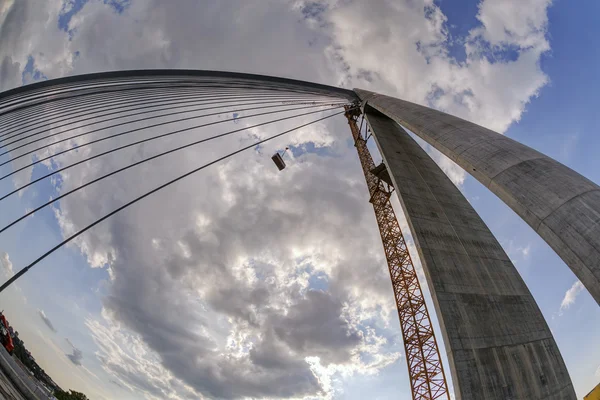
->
[344,106,449,400]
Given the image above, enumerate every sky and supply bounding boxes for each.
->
[0,0,599,399]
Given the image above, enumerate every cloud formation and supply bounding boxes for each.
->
[66,338,83,366]
[560,280,584,314]
[0,0,554,398]
[38,309,57,333]
[76,143,400,399]
[0,252,13,278]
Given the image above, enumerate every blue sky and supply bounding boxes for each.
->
[469,0,600,394]
[442,0,600,394]
[0,0,599,399]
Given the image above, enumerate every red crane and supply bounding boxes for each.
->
[344,106,449,400]
[0,313,14,354]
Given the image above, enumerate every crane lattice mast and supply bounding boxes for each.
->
[344,106,449,400]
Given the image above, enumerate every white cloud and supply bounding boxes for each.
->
[314,0,551,185]
[0,0,555,398]
[470,0,551,50]
[430,149,467,188]
[0,252,14,278]
[319,0,550,129]
[503,240,533,267]
[559,280,584,314]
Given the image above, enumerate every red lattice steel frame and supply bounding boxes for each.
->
[345,107,449,400]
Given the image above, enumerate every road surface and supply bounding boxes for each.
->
[0,366,26,400]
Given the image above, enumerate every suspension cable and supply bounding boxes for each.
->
[0,107,354,293]
[0,100,345,169]
[0,92,337,143]
[0,78,344,110]
[0,105,347,233]
[0,88,336,135]
[0,80,346,118]
[0,88,343,136]
[0,102,346,200]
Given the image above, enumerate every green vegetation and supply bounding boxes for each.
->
[11,335,55,390]
[12,332,90,399]
[13,333,56,389]
[54,389,90,400]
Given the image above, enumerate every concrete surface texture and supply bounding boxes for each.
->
[355,89,600,306]
[363,107,576,399]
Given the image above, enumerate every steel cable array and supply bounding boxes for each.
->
[0,71,355,292]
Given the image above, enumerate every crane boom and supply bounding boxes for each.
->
[344,106,449,400]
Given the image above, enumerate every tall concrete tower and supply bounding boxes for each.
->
[1,70,596,400]
[355,88,600,399]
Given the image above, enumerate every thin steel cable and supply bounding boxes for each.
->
[0,104,346,231]
[0,92,336,143]
[0,102,342,170]
[0,108,352,293]
[0,86,334,132]
[0,89,326,132]
[0,101,346,185]
[0,86,336,134]
[0,76,346,105]
[0,80,344,117]
[0,100,344,167]
[0,77,196,106]
[358,115,365,136]
[0,85,343,133]
[0,77,341,109]
[0,85,261,122]
[0,80,338,114]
